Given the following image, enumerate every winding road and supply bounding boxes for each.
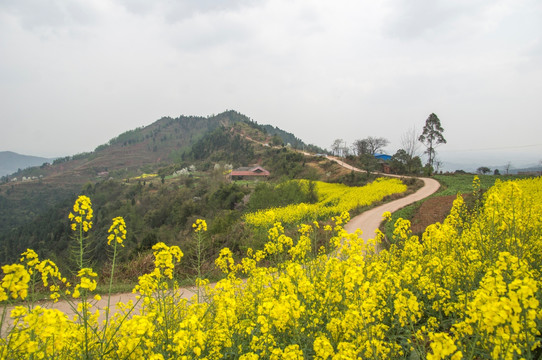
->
[328,155,440,240]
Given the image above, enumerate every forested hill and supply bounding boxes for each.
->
[3,110,323,185]
[0,110,333,269]
[7,111,251,185]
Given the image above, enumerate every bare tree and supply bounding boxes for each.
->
[401,125,421,159]
[366,136,389,155]
[434,158,443,173]
[504,161,512,175]
[331,139,343,157]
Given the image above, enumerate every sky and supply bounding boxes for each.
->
[1,0,541,171]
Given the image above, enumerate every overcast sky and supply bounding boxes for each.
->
[1,0,541,170]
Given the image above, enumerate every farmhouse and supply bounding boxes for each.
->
[374,153,392,174]
[229,166,270,181]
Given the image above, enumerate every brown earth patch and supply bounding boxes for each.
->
[410,194,466,235]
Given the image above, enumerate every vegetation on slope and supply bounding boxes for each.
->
[1,177,541,359]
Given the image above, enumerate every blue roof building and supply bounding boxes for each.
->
[374,153,392,161]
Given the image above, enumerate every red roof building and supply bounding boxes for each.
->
[229,166,270,180]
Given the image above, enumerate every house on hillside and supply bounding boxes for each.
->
[228,166,270,181]
[374,153,392,174]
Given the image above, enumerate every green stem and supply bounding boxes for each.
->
[103,240,118,350]
[79,223,84,270]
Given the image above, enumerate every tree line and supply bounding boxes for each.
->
[331,113,446,175]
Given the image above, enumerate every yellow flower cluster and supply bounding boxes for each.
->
[1,177,541,359]
[107,216,126,246]
[133,173,158,180]
[1,264,30,301]
[1,249,66,303]
[72,268,97,299]
[244,178,406,228]
[68,195,93,232]
[192,218,208,233]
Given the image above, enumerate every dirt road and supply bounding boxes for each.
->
[343,176,440,239]
[327,155,440,241]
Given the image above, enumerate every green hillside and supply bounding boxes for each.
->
[0,110,353,280]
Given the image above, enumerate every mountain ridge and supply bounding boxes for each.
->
[2,110,325,185]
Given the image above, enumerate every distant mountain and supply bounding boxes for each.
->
[0,151,54,177]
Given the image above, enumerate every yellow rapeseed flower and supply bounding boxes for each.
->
[69,195,93,232]
[192,219,208,233]
[107,216,127,246]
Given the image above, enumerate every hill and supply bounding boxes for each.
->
[3,111,324,186]
[0,110,346,272]
[0,151,54,177]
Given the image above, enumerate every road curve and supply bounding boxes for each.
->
[344,177,440,240]
[327,156,440,241]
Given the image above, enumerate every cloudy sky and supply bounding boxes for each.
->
[1,0,541,170]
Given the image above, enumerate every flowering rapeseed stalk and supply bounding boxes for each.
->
[103,216,127,341]
[69,195,93,270]
[192,218,207,233]
[69,195,93,233]
[192,219,208,302]
[107,216,126,247]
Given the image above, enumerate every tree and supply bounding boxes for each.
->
[418,113,446,168]
[477,166,491,175]
[401,125,421,159]
[331,139,344,157]
[504,162,512,175]
[353,137,389,156]
[270,135,283,146]
[352,139,369,156]
[391,149,423,175]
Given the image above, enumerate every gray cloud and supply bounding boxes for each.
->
[0,0,98,32]
[0,0,541,168]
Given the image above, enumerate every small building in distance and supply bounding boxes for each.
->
[374,153,392,161]
[374,153,392,174]
[229,165,270,181]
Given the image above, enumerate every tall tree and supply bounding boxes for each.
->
[418,113,446,168]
